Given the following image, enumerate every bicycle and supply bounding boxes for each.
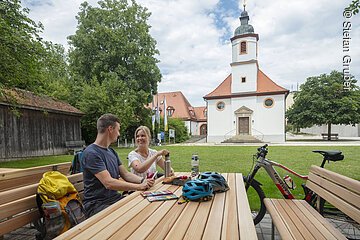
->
[243,144,346,225]
[244,144,360,239]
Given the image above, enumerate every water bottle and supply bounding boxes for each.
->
[164,153,171,177]
[283,175,296,189]
[191,154,199,177]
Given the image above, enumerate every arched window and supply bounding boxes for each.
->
[240,41,247,54]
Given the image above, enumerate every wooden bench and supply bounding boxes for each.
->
[0,162,72,192]
[0,173,84,238]
[65,140,85,154]
[264,165,360,240]
[321,133,339,140]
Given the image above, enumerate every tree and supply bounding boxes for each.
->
[39,42,71,101]
[0,0,71,100]
[158,118,189,143]
[346,0,360,15]
[68,0,161,143]
[0,0,45,92]
[286,71,360,140]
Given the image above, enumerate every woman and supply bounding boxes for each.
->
[128,126,173,178]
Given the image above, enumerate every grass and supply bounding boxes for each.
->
[1,145,359,210]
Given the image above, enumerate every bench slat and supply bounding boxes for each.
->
[308,172,360,210]
[281,200,316,240]
[182,194,212,240]
[202,173,227,240]
[165,202,200,240]
[306,181,360,223]
[56,177,165,240]
[144,197,187,240]
[297,200,346,240]
[0,163,72,192]
[110,185,180,240]
[288,200,328,240]
[264,199,295,240]
[70,182,166,240]
[0,195,37,220]
[0,184,38,205]
[236,173,258,239]
[310,165,360,195]
[272,199,306,239]
[1,172,84,237]
[127,187,183,240]
[0,209,40,236]
[0,162,71,181]
[221,173,239,240]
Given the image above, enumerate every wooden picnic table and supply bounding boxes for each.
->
[55,172,257,240]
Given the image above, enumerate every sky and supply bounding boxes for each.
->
[22,0,360,107]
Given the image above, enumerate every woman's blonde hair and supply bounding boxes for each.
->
[134,126,151,145]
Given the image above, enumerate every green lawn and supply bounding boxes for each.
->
[1,145,358,210]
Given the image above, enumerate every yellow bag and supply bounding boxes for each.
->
[36,171,86,238]
[38,171,77,202]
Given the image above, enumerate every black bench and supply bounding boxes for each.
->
[65,140,86,154]
[321,133,339,140]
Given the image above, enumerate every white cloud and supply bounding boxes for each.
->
[22,0,360,106]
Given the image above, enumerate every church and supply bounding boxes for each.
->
[204,7,289,143]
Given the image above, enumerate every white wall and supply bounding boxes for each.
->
[184,120,200,135]
[232,37,257,63]
[254,95,285,141]
[206,94,286,143]
[207,98,233,142]
[231,63,258,93]
[301,124,359,137]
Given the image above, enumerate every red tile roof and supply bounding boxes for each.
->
[149,91,206,121]
[193,106,207,122]
[204,69,288,99]
[0,88,83,115]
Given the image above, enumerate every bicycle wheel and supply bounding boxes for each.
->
[243,176,266,225]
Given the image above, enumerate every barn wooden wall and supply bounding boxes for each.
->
[0,105,82,161]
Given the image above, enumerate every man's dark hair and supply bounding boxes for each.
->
[97,114,120,133]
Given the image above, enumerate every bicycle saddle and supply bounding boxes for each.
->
[312,150,344,161]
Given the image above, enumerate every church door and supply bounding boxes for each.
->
[238,117,249,135]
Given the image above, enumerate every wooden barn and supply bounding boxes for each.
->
[0,88,84,161]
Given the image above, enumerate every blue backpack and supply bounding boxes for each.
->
[70,150,84,174]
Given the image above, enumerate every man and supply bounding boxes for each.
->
[82,113,154,217]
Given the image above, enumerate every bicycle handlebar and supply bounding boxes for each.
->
[257,144,268,158]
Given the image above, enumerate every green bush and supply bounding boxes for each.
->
[158,117,189,143]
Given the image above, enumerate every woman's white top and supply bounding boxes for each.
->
[128,149,162,178]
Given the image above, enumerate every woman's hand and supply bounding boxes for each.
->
[158,149,170,157]
[138,178,155,190]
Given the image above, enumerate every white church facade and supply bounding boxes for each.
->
[204,8,289,143]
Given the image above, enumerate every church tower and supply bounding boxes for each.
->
[230,5,259,93]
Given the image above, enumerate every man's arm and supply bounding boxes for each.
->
[94,168,152,191]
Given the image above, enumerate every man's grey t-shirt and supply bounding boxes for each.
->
[82,144,123,211]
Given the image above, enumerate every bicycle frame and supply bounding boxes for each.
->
[247,154,308,199]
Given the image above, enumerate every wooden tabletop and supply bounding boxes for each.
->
[56,173,257,240]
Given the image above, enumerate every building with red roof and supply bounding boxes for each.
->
[204,7,288,143]
[150,91,207,136]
